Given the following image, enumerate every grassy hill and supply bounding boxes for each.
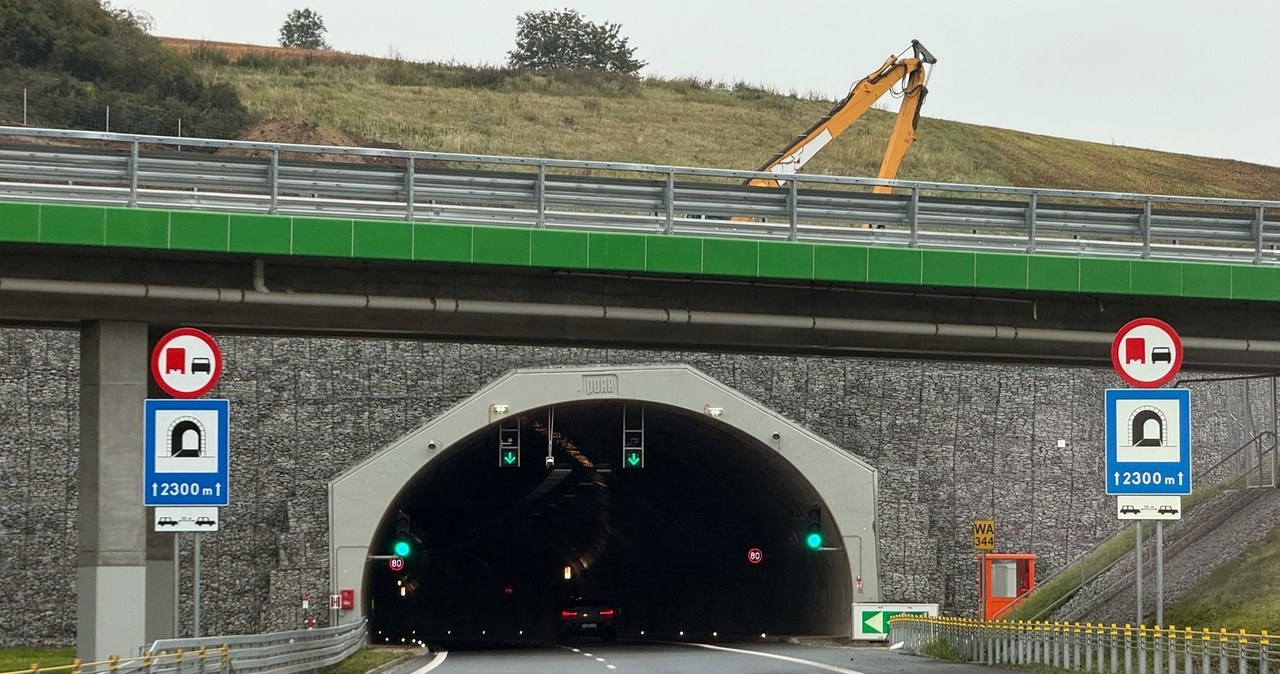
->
[165,39,1280,201]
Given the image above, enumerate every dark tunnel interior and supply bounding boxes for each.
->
[366,401,851,644]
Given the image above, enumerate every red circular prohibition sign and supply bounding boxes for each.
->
[1110,317,1183,388]
[150,327,224,398]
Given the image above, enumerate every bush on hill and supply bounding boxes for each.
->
[0,0,252,138]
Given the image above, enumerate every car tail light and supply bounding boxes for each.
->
[599,609,615,617]
[561,610,578,618]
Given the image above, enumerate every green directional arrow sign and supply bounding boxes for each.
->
[500,449,519,467]
[623,448,643,468]
[860,610,926,635]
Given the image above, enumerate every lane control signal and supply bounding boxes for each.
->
[623,404,644,468]
[393,510,411,557]
[499,419,520,468]
[805,505,823,550]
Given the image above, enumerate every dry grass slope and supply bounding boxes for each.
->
[171,39,1280,200]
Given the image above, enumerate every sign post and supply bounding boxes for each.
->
[972,519,995,620]
[1108,317,1187,626]
[148,327,227,638]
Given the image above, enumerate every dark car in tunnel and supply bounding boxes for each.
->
[558,597,617,644]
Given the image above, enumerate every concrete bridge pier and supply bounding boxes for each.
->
[78,321,148,660]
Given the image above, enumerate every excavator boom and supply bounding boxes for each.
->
[749,40,935,191]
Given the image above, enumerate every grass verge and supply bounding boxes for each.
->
[918,637,965,661]
[316,646,418,674]
[0,648,75,673]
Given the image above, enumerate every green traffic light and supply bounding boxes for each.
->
[805,532,823,549]
[393,540,410,557]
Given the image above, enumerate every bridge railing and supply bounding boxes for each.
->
[0,125,1277,265]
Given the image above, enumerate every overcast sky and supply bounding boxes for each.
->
[126,0,1280,168]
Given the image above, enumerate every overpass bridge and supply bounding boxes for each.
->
[1,126,1279,367]
[0,127,1277,657]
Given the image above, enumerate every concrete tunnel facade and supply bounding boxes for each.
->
[329,364,879,637]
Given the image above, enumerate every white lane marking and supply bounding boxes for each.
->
[606,666,616,670]
[571,648,581,653]
[595,657,606,661]
[408,650,448,674]
[678,642,868,674]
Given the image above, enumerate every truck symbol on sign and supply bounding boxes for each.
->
[165,347,187,374]
[1124,337,1146,364]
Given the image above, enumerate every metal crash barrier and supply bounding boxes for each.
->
[891,615,1275,673]
[1,621,367,674]
[0,125,1277,266]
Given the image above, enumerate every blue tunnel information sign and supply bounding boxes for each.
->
[144,398,230,506]
[1105,388,1191,496]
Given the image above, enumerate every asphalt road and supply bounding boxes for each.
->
[386,640,1007,674]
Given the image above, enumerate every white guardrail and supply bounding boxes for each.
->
[891,616,1276,673]
[0,126,1277,266]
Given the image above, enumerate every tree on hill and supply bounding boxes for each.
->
[507,8,645,75]
[279,8,329,50]
[0,0,252,138]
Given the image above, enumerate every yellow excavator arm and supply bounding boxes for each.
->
[749,40,936,193]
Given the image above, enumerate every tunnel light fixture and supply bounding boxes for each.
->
[491,404,509,415]
[703,405,723,417]
[761,633,767,638]
[564,565,572,580]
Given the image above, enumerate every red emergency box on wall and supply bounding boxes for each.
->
[339,589,354,610]
[980,553,1036,620]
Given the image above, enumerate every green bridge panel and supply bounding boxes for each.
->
[1,200,1277,302]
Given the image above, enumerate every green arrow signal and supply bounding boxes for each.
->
[624,450,642,467]
[503,451,517,465]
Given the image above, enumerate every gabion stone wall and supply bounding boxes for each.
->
[0,328,1257,643]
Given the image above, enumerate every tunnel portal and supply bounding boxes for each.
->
[330,365,878,642]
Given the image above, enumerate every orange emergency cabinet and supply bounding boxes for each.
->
[980,553,1036,620]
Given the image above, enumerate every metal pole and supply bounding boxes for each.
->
[1155,521,1164,626]
[22,88,27,125]
[1272,376,1277,488]
[980,552,986,620]
[194,533,202,637]
[105,105,110,132]
[173,534,181,637]
[1135,522,1144,626]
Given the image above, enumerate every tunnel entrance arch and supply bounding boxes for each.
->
[329,364,878,637]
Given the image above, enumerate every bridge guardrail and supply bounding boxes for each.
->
[0,126,1277,266]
